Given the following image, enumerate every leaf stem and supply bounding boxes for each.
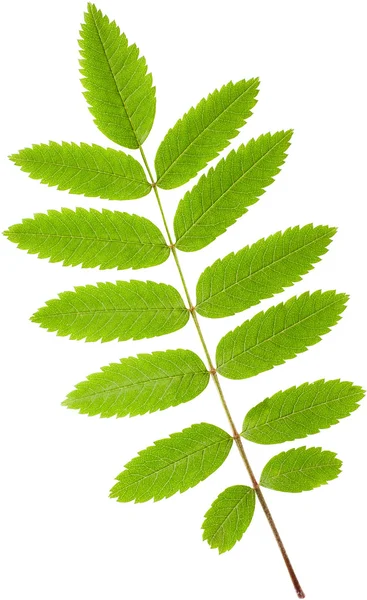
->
[139,146,305,599]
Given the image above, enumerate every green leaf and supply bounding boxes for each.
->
[242,380,365,445]
[202,485,256,553]
[110,423,233,502]
[155,78,259,190]
[216,291,348,380]
[31,280,189,342]
[196,225,336,318]
[63,349,210,417]
[9,143,151,200]
[260,447,342,493]
[174,131,292,251]
[4,208,169,270]
[80,3,155,148]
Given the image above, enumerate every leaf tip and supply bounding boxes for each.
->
[329,225,338,236]
[86,2,96,14]
[29,311,39,324]
[8,153,18,164]
[109,482,119,500]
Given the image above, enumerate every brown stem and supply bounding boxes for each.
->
[254,482,305,598]
[139,146,305,598]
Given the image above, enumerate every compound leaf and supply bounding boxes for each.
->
[80,3,156,148]
[155,78,259,190]
[202,485,256,553]
[110,423,233,502]
[9,143,151,200]
[31,280,189,342]
[4,208,169,270]
[63,349,210,417]
[174,131,292,251]
[242,380,365,445]
[260,447,342,493]
[196,225,336,318]
[216,291,348,379]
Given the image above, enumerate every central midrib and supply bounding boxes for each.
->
[73,370,206,400]
[198,231,332,307]
[209,491,252,540]
[224,296,342,364]
[177,132,289,241]
[41,307,188,317]
[244,391,361,434]
[15,231,166,247]
[265,462,338,479]
[19,157,146,184]
[157,79,259,184]
[119,436,232,490]
[90,8,140,148]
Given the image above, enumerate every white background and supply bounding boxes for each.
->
[1,1,366,599]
